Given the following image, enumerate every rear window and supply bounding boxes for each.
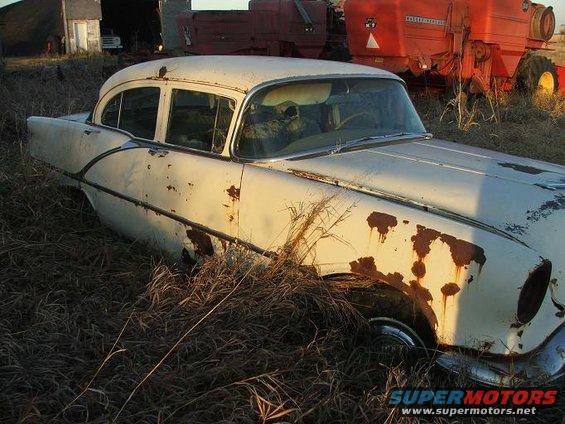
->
[100,87,161,140]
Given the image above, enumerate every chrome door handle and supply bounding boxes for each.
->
[148,148,169,157]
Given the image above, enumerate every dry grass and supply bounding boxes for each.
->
[0,57,563,422]
[415,91,565,164]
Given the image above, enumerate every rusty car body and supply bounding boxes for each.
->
[27,56,564,385]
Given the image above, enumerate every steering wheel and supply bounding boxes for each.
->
[335,112,376,130]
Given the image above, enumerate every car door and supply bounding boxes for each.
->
[81,82,167,241]
[142,83,244,259]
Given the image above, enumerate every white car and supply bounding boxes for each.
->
[27,56,564,386]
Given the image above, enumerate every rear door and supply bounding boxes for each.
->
[142,83,244,259]
[81,83,166,240]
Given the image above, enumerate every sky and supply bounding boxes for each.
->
[0,0,563,26]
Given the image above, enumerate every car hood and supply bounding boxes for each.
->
[275,138,565,254]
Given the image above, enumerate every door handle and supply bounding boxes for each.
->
[84,128,101,135]
[148,148,169,157]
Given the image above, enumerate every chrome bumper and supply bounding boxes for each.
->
[436,324,564,386]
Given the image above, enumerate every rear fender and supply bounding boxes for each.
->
[28,117,91,174]
[27,117,130,175]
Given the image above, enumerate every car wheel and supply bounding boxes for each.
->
[342,282,435,360]
[370,317,428,360]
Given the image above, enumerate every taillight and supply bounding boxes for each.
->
[517,260,552,324]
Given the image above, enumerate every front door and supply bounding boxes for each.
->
[74,22,88,52]
[142,85,243,260]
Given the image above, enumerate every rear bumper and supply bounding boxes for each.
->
[436,323,564,386]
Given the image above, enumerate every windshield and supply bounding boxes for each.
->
[236,78,426,160]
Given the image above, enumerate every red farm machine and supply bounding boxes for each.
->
[177,0,564,95]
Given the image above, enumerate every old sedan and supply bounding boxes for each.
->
[28,56,563,385]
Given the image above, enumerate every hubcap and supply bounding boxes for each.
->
[537,71,555,94]
[370,317,426,354]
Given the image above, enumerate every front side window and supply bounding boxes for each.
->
[100,87,160,140]
[237,78,426,159]
[166,89,235,154]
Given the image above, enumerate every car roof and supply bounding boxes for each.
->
[100,55,402,98]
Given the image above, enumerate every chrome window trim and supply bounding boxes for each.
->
[228,74,413,164]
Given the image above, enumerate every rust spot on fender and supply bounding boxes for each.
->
[349,257,437,328]
[349,257,405,289]
[166,185,177,192]
[411,260,426,279]
[367,212,398,243]
[412,225,486,272]
[441,283,461,297]
[186,228,214,256]
[411,225,441,259]
[403,220,410,225]
[226,185,240,201]
[527,194,565,222]
[439,234,486,269]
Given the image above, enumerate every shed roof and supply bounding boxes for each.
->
[100,56,401,98]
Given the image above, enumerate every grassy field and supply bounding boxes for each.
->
[0,56,563,423]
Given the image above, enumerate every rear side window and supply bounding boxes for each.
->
[100,87,161,140]
[166,89,235,153]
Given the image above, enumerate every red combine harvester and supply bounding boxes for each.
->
[176,0,563,94]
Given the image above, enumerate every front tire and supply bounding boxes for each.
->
[344,282,435,360]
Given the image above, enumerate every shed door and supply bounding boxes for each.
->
[74,22,88,51]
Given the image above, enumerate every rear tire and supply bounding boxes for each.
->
[517,55,559,95]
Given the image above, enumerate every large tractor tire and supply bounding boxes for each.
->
[516,55,559,95]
